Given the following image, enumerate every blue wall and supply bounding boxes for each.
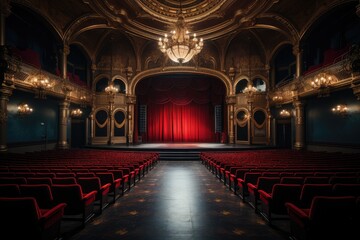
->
[7,90,59,144]
[306,89,360,145]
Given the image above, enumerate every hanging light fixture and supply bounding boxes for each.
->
[30,70,54,99]
[158,0,203,64]
[311,72,332,97]
[105,39,118,95]
[243,38,257,95]
[279,109,291,118]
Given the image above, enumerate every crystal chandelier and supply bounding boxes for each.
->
[158,1,203,64]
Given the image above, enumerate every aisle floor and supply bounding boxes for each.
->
[62,161,291,240]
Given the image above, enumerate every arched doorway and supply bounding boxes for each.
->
[135,74,226,143]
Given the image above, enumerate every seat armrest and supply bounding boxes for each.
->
[285,202,310,228]
[258,190,271,200]
[83,190,97,205]
[247,183,257,191]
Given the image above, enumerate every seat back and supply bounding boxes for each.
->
[77,177,101,194]
[0,197,41,238]
[309,196,356,224]
[271,184,302,214]
[26,177,53,185]
[280,177,304,184]
[303,176,329,184]
[332,183,360,197]
[256,177,281,194]
[0,184,21,197]
[52,184,83,214]
[52,177,77,184]
[20,184,54,209]
[299,184,333,208]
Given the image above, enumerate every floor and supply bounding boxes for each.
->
[62,161,291,240]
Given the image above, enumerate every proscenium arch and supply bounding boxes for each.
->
[128,67,232,96]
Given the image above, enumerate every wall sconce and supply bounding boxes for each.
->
[18,103,33,115]
[331,104,348,117]
[279,109,291,118]
[70,108,83,118]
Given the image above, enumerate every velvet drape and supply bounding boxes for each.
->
[136,76,225,143]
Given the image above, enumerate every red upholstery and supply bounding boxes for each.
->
[299,184,333,208]
[258,184,302,223]
[286,196,357,240]
[77,177,111,214]
[332,183,360,197]
[95,172,122,203]
[0,197,66,240]
[247,177,280,212]
[51,184,96,226]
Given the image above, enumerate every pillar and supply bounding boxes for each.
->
[0,84,14,152]
[226,95,236,144]
[293,44,303,78]
[61,44,70,79]
[107,94,115,145]
[246,93,254,145]
[57,101,70,149]
[126,95,136,144]
[293,100,305,150]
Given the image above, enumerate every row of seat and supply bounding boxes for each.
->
[0,149,159,240]
[201,150,360,240]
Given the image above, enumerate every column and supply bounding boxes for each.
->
[226,95,236,144]
[57,101,70,149]
[293,44,302,78]
[246,93,254,144]
[0,84,14,152]
[107,94,115,145]
[61,44,70,79]
[293,100,305,150]
[126,95,136,144]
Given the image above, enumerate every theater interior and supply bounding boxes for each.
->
[0,0,360,239]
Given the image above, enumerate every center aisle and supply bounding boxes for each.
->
[68,161,289,240]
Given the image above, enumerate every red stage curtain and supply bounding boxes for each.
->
[136,76,224,143]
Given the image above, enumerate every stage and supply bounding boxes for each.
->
[86,143,275,160]
[86,143,273,151]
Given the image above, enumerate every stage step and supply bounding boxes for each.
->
[159,151,200,161]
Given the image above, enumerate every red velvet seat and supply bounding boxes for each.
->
[0,197,66,240]
[52,184,97,227]
[298,184,333,208]
[26,177,53,186]
[247,177,281,212]
[77,177,112,214]
[237,172,262,201]
[95,172,122,203]
[286,196,357,240]
[258,183,302,224]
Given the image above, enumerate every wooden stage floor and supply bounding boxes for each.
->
[86,143,273,151]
